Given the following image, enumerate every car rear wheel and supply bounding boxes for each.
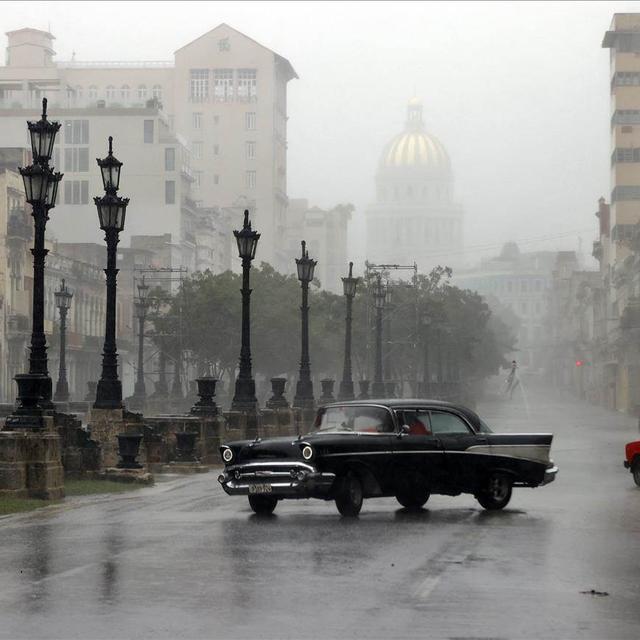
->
[248,495,278,515]
[476,472,512,510]
[632,460,640,487]
[395,471,430,509]
[334,471,363,517]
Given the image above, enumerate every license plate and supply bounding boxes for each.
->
[248,483,272,494]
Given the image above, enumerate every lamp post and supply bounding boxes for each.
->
[371,274,386,397]
[53,280,73,402]
[93,137,129,410]
[384,283,394,384]
[132,276,150,408]
[231,210,260,411]
[338,262,359,401]
[12,98,62,418]
[293,240,317,409]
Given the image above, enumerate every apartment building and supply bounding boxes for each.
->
[0,24,297,272]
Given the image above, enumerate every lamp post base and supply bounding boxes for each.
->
[293,378,315,410]
[337,380,355,401]
[231,377,258,412]
[94,379,123,410]
[371,381,386,397]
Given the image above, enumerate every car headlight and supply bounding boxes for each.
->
[221,447,234,463]
[302,445,314,460]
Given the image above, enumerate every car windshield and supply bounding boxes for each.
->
[314,405,394,433]
[478,418,493,433]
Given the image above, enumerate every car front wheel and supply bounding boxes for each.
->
[248,494,278,515]
[632,460,640,487]
[476,472,512,510]
[334,471,363,517]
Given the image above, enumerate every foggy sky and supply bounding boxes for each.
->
[3,0,640,271]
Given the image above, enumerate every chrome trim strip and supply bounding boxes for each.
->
[227,461,316,472]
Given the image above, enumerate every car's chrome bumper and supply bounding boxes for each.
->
[541,463,558,485]
[218,460,336,498]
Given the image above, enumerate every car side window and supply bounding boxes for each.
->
[398,410,432,436]
[353,410,394,433]
[429,411,472,435]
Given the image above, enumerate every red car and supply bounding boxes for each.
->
[624,440,640,486]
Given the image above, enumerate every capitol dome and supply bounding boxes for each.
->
[378,99,451,177]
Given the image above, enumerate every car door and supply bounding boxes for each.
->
[429,410,488,491]
[392,408,447,488]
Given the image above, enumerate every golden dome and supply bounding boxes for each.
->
[379,99,451,174]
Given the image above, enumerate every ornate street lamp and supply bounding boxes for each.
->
[131,276,150,408]
[10,98,62,421]
[371,274,386,397]
[338,262,360,401]
[93,137,129,410]
[53,280,73,402]
[293,240,317,410]
[231,210,260,411]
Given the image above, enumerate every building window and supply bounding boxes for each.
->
[245,141,256,160]
[120,85,130,102]
[193,112,202,129]
[143,119,154,143]
[165,180,175,204]
[214,174,219,185]
[63,180,89,205]
[106,85,116,100]
[612,147,640,165]
[246,170,256,189]
[213,144,219,156]
[88,85,97,100]
[74,86,83,101]
[612,71,640,88]
[611,110,640,127]
[237,69,257,101]
[137,85,147,101]
[152,85,163,100]
[194,171,202,189]
[245,112,256,130]
[192,141,203,159]
[63,120,89,144]
[214,69,234,102]
[190,69,209,101]
[612,185,640,202]
[521,281,528,292]
[64,147,89,172]
[165,147,175,171]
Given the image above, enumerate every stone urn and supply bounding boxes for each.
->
[357,380,370,400]
[175,431,198,462]
[84,381,97,402]
[320,379,335,403]
[266,377,289,409]
[116,433,143,469]
[385,381,397,398]
[190,377,218,416]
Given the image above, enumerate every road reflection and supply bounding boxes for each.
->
[24,522,52,614]
[100,521,123,605]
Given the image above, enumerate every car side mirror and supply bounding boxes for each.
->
[399,424,410,436]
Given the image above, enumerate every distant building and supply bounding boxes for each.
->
[366,98,463,272]
[286,199,352,293]
[454,242,556,369]
[0,24,297,272]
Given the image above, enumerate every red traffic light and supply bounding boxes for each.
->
[575,360,583,367]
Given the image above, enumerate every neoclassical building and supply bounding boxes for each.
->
[366,99,463,269]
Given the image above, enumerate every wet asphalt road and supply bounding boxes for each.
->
[1,382,640,639]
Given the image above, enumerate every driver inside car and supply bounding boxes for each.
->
[401,410,431,436]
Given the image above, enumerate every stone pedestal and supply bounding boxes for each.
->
[0,416,65,500]
[224,410,260,440]
[89,408,143,469]
[0,431,28,498]
[160,461,209,474]
[293,407,317,435]
[260,408,296,436]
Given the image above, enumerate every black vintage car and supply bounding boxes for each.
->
[218,399,557,516]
